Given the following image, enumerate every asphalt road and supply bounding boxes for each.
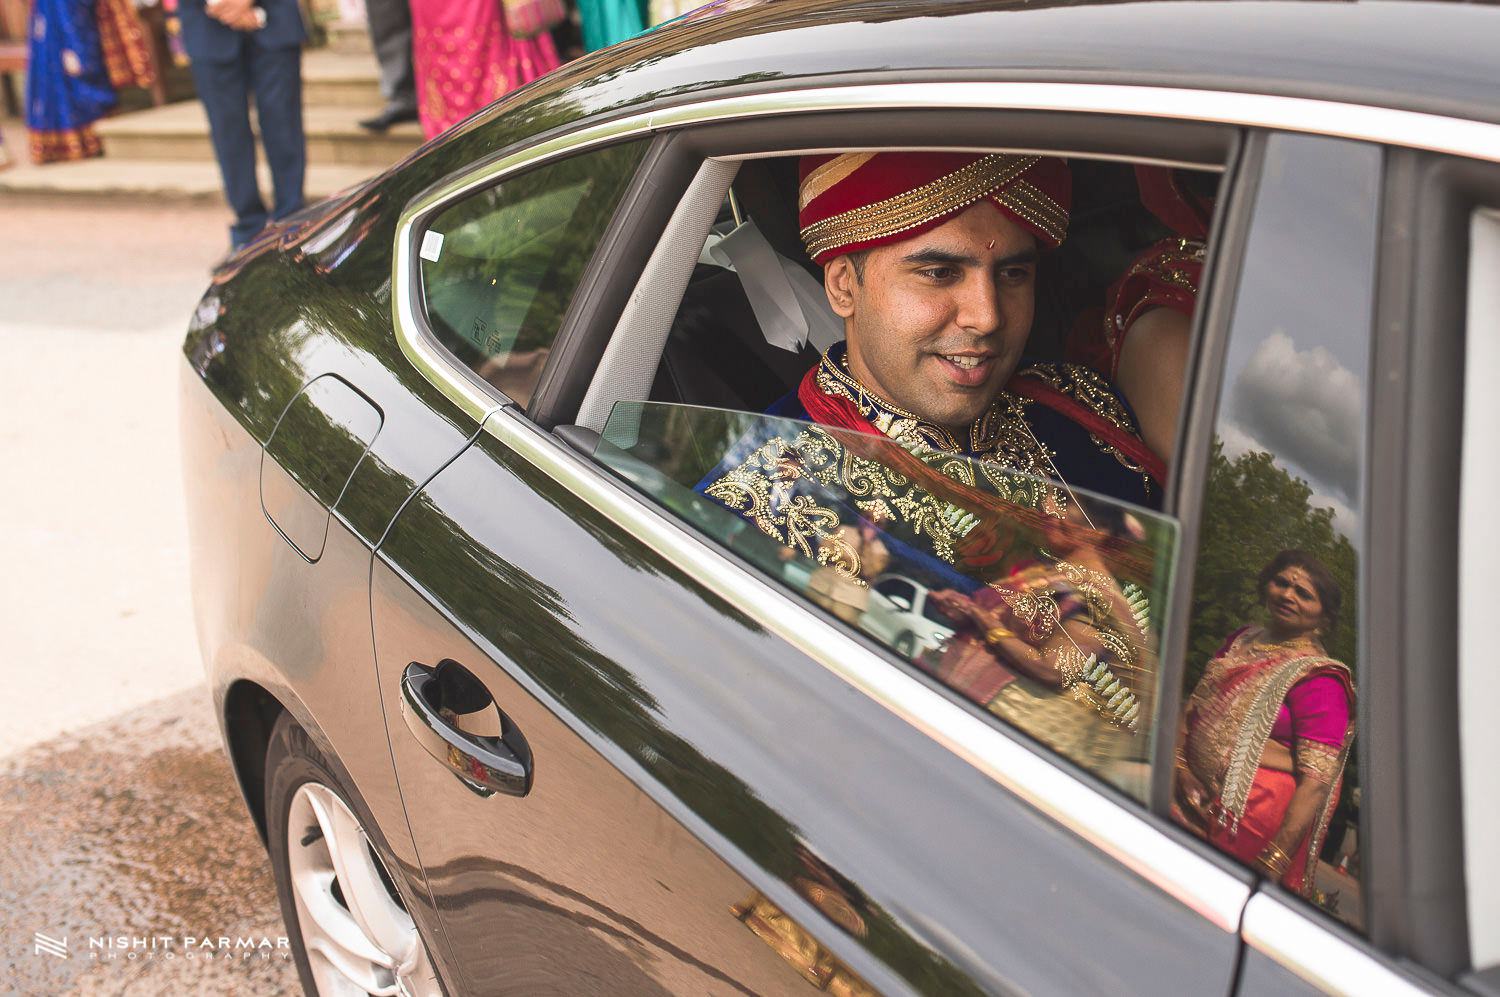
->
[0,198,299,995]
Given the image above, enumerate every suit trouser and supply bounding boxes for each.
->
[363,0,415,113]
[189,43,305,248]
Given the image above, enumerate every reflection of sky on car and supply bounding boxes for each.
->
[1215,136,1380,543]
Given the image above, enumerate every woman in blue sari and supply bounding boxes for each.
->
[27,0,117,163]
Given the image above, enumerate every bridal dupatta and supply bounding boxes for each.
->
[1182,627,1354,896]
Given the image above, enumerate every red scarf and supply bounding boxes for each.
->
[796,364,1167,485]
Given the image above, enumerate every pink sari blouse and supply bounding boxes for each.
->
[1270,673,1350,749]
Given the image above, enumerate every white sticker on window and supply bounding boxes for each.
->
[419,230,444,263]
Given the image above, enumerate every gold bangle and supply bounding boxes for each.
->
[1257,857,1289,879]
[985,625,1017,645]
[1256,843,1292,877]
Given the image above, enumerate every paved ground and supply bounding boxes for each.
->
[0,198,299,994]
[0,690,297,995]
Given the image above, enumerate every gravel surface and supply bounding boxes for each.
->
[0,688,299,996]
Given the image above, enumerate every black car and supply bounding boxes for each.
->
[181,1,1500,993]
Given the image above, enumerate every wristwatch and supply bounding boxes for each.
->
[253,7,268,28]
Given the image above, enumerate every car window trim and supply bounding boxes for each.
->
[476,402,1252,934]
[392,82,1500,427]
[1242,892,1439,995]
[1147,128,1261,815]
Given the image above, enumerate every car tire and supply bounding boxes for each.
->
[264,712,442,997]
[894,632,917,657]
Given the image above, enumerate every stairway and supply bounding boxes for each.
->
[0,30,422,203]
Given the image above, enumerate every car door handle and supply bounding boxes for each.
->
[400,660,533,798]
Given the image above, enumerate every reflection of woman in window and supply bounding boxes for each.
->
[926,508,1152,792]
[1173,550,1355,897]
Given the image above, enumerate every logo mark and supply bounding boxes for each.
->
[34,933,68,958]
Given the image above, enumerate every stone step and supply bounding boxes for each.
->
[325,19,374,56]
[95,101,422,168]
[0,156,377,204]
[303,51,387,109]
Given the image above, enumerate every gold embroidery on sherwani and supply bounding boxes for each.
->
[814,351,1072,517]
[704,351,1152,587]
[1016,362,1154,495]
[703,426,983,579]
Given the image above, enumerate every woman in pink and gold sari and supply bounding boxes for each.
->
[1174,549,1355,897]
[410,0,561,139]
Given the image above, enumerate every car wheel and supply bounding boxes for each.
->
[894,632,917,657]
[264,712,441,997]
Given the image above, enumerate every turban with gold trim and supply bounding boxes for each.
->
[798,152,1071,265]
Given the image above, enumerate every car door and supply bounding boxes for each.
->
[182,176,511,972]
[370,95,1260,995]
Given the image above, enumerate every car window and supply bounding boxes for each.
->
[647,154,1219,475]
[568,147,1239,804]
[1175,134,1378,932]
[418,140,647,408]
[593,400,1178,803]
[921,596,955,627]
[874,578,916,605]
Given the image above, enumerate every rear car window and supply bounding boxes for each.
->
[418,141,647,408]
[1176,134,1377,933]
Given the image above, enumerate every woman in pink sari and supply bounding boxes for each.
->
[1174,550,1355,897]
[410,0,561,139]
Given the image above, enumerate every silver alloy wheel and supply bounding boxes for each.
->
[287,782,439,997]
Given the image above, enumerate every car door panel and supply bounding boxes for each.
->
[371,410,1247,994]
[183,205,511,991]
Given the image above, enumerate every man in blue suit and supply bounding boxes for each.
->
[176,0,307,249]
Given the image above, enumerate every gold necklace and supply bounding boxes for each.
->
[1231,629,1320,662]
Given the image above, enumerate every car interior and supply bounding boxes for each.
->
[571,151,1220,437]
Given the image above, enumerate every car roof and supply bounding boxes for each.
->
[479,0,1500,137]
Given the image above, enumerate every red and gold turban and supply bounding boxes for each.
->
[798,152,1071,265]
